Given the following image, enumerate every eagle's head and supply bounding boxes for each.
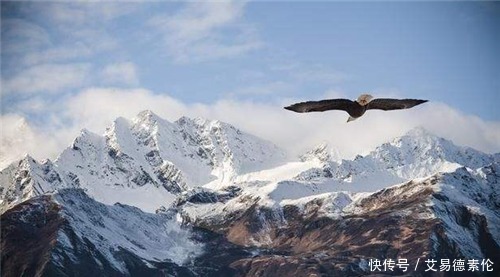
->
[356,94,373,106]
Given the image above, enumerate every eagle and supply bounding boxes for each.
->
[284,94,428,122]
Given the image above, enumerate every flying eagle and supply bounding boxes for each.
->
[284,94,428,122]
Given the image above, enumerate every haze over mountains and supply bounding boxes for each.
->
[1,111,499,276]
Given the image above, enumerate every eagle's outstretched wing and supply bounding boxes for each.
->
[367,98,428,111]
[284,99,357,113]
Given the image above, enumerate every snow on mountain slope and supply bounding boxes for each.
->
[1,114,496,217]
[172,127,499,240]
[0,111,286,213]
[293,127,495,193]
[0,156,66,213]
[56,110,285,188]
[204,128,497,213]
[1,188,203,276]
[54,189,202,270]
[174,162,500,264]
[368,127,494,177]
[2,113,500,276]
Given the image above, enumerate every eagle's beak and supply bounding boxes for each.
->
[347,116,357,123]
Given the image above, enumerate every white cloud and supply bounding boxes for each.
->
[198,99,500,159]
[1,63,91,95]
[1,19,51,54]
[21,44,93,66]
[63,88,187,134]
[0,114,61,169]
[3,88,499,169]
[150,0,262,63]
[68,28,118,53]
[101,62,139,86]
[164,1,245,41]
[3,2,122,72]
[39,2,136,26]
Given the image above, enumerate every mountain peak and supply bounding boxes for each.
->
[300,143,330,162]
[136,109,160,119]
[113,116,132,127]
[175,115,204,127]
[80,128,91,135]
[78,128,102,141]
[133,110,164,127]
[20,154,36,165]
[367,126,493,177]
[387,127,442,150]
[104,117,132,143]
[175,116,223,130]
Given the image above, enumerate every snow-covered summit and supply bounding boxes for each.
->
[339,127,492,183]
[275,126,499,198]
[299,143,341,163]
[1,115,497,215]
[1,111,286,212]
[371,126,494,172]
[2,115,500,276]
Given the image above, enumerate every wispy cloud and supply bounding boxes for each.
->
[1,63,91,96]
[1,2,137,97]
[101,62,139,86]
[149,0,262,63]
[2,2,127,63]
[1,19,51,55]
[20,44,93,66]
[39,1,135,26]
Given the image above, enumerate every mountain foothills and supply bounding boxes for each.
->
[1,111,499,276]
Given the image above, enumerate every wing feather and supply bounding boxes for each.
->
[284,99,356,113]
[367,98,428,111]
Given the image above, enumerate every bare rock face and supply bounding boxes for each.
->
[1,190,209,277]
[1,113,499,276]
[173,167,500,276]
[1,196,63,277]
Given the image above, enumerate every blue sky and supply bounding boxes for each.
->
[1,1,499,165]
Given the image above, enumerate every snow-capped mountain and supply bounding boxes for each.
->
[295,127,495,192]
[1,111,499,276]
[0,110,285,213]
[1,189,202,276]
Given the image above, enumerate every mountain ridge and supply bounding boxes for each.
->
[1,111,286,213]
[1,111,499,276]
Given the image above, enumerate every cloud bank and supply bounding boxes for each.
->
[2,87,499,169]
